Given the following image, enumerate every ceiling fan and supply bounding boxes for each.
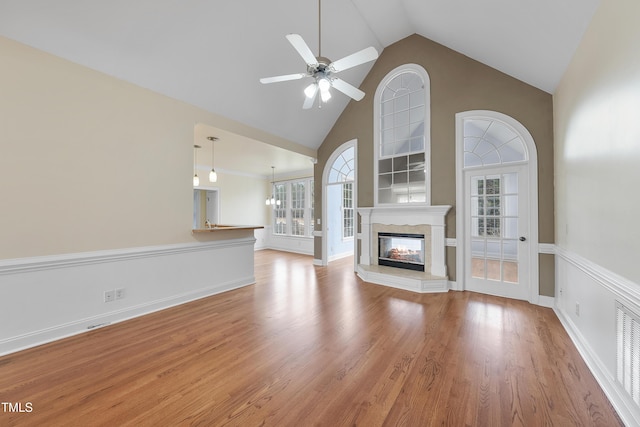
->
[259,0,379,109]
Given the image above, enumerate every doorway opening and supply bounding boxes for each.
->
[322,140,357,266]
[193,188,220,228]
[456,111,539,302]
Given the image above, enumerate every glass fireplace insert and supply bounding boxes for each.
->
[378,232,425,272]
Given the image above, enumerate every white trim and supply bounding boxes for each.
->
[373,64,431,207]
[556,246,640,306]
[538,243,556,254]
[328,251,353,262]
[536,295,555,308]
[554,247,640,426]
[0,239,254,275]
[455,110,540,303]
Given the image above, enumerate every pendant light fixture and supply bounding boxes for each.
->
[265,166,281,206]
[207,136,218,182]
[193,145,201,186]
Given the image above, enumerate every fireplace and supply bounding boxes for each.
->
[378,232,425,272]
[357,205,451,294]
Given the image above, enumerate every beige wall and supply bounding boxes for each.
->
[314,34,555,292]
[0,37,300,259]
[206,172,270,226]
[554,0,640,284]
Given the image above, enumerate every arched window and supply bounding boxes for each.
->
[463,118,528,167]
[374,64,431,205]
[328,146,355,183]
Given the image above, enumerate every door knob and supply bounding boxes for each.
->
[519,236,526,242]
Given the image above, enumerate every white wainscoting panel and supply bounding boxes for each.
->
[555,247,640,426]
[0,238,257,356]
[267,235,314,255]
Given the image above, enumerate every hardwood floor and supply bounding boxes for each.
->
[0,250,622,426]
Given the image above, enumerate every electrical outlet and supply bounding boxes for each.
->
[115,288,125,300]
[559,288,563,296]
[104,290,115,303]
[575,302,580,316]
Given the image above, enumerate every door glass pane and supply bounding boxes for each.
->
[486,259,501,281]
[468,172,519,285]
[486,240,501,259]
[504,195,518,216]
[472,258,485,279]
[504,218,518,239]
[503,240,518,260]
[503,172,518,193]
[503,261,518,284]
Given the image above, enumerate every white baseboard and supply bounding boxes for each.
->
[536,295,555,308]
[267,235,314,256]
[328,251,353,262]
[0,238,257,356]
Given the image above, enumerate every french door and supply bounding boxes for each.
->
[464,165,530,300]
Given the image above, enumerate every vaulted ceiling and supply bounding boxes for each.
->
[0,0,600,174]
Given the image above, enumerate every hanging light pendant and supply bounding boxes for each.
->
[193,145,201,186]
[207,136,218,182]
[265,166,280,206]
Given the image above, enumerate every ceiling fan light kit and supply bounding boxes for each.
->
[259,0,378,109]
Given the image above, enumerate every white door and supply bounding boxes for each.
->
[464,165,530,300]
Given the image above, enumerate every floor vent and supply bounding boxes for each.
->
[617,301,640,407]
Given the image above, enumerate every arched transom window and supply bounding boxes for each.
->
[328,146,355,183]
[463,118,528,167]
[375,64,430,205]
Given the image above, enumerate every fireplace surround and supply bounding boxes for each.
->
[357,205,451,293]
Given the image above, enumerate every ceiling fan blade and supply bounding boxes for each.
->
[260,73,307,84]
[330,46,379,73]
[331,78,365,101]
[303,90,318,110]
[286,34,319,67]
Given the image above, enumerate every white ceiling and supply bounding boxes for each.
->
[0,0,600,176]
[194,123,316,179]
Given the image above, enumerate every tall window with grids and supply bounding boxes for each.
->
[375,65,430,205]
[270,178,314,238]
[290,181,305,236]
[342,182,354,239]
[273,183,287,235]
[309,181,314,236]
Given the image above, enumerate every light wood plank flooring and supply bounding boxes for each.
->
[0,250,622,426]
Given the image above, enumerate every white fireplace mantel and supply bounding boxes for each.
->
[359,205,450,228]
[357,205,451,293]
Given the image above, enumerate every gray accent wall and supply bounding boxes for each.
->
[314,34,554,295]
